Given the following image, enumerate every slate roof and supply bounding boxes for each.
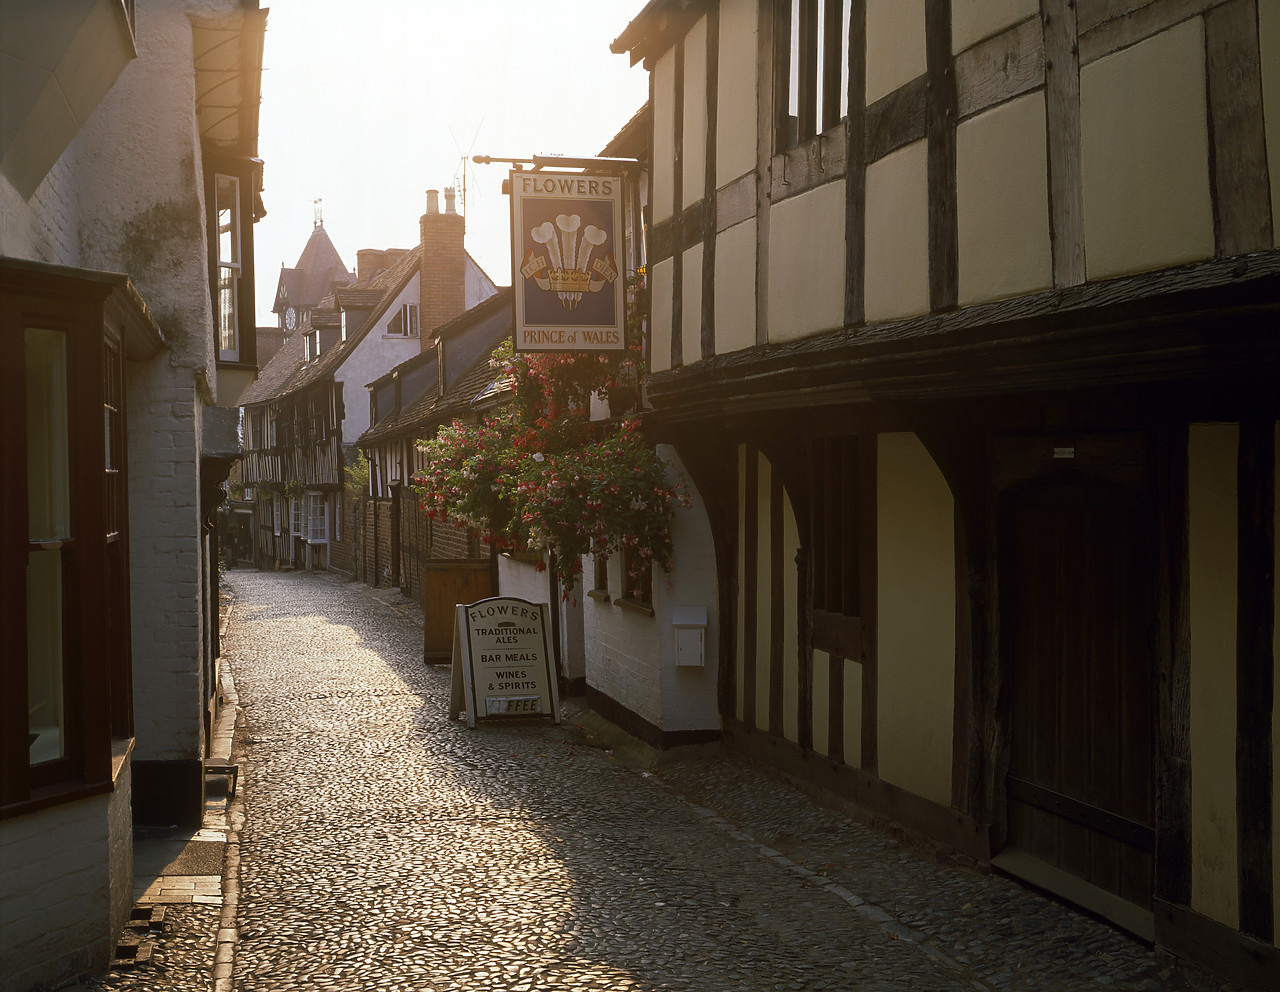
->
[358,289,514,447]
[243,245,422,408]
[274,224,355,313]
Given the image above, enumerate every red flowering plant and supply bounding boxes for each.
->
[411,275,688,591]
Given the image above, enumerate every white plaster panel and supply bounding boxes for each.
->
[736,444,748,721]
[716,0,759,187]
[682,242,704,363]
[1261,1,1280,248]
[865,139,930,323]
[951,0,1038,54]
[650,256,675,373]
[843,659,863,768]
[957,92,1052,307]
[1188,423,1240,929]
[767,180,846,342]
[652,49,677,225]
[813,651,831,756]
[876,433,955,807]
[1081,20,1214,280]
[755,454,773,725]
[714,219,757,355]
[782,493,800,745]
[867,1,926,104]
[683,16,708,210]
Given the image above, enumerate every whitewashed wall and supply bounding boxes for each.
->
[582,446,719,736]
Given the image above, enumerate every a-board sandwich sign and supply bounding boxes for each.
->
[448,597,561,728]
[510,169,625,352]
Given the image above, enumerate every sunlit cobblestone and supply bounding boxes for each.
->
[84,569,1246,991]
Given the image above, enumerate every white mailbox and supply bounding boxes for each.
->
[672,606,708,667]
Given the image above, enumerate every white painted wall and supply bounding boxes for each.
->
[582,446,719,735]
[495,555,585,685]
[0,793,118,990]
[464,254,499,307]
[338,272,426,441]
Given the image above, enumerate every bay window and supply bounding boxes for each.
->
[2,259,162,813]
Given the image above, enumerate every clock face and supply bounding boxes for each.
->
[285,307,297,330]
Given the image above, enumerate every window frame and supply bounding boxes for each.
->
[807,434,876,660]
[618,543,654,616]
[205,152,260,372]
[775,0,850,154]
[306,493,328,544]
[2,267,143,816]
[387,302,420,337]
[587,542,610,602]
[214,172,242,362]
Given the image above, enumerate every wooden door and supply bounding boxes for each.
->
[1001,474,1156,915]
[422,559,496,663]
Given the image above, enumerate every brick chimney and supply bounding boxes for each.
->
[419,186,465,350]
[356,248,386,284]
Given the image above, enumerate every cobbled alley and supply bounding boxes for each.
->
[85,569,1246,992]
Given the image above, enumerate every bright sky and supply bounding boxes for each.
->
[253,1,650,326]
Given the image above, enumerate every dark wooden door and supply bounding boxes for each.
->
[1001,475,1156,912]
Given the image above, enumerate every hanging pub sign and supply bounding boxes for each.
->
[510,169,625,352]
[448,596,561,728]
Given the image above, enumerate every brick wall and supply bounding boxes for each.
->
[0,792,119,990]
[329,492,360,576]
[419,192,466,341]
[428,517,475,559]
[126,361,205,762]
[398,494,430,599]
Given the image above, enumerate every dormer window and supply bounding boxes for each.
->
[305,330,320,362]
[387,303,420,337]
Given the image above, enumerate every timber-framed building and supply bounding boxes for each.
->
[612,0,1280,983]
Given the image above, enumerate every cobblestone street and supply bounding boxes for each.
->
[88,568,1245,991]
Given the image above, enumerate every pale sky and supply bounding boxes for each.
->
[254,0,650,326]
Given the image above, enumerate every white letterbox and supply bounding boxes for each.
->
[672,606,708,667]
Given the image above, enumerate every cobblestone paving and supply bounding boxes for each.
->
[199,569,1243,992]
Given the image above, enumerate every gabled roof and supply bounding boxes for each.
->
[358,289,514,447]
[611,0,706,68]
[274,224,355,313]
[600,102,650,160]
[244,245,422,408]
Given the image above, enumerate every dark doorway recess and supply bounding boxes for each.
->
[997,468,1157,940]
